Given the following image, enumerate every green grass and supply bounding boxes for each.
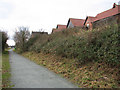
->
[2,51,13,88]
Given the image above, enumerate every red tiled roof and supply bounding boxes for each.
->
[84,16,96,25]
[93,4,120,22]
[52,24,66,33]
[69,18,85,27]
[87,16,96,22]
[56,24,66,29]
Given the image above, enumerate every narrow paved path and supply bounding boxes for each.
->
[9,50,77,88]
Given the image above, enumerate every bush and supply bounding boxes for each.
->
[29,25,120,66]
[24,36,38,51]
[0,31,8,52]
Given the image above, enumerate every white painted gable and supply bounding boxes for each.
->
[67,20,74,28]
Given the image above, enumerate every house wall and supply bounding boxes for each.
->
[52,29,56,33]
[67,21,74,28]
[92,14,120,29]
[85,18,93,30]
[94,5,119,22]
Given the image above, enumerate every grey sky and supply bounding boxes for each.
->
[0,0,119,45]
[0,1,14,19]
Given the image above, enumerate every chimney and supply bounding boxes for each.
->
[113,3,116,8]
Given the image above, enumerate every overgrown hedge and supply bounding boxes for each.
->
[27,24,120,66]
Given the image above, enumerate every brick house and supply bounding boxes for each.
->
[83,16,96,30]
[56,24,66,29]
[84,3,120,29]
[52,24,66,33]
[67,18,85,28]
[52,28,57,33]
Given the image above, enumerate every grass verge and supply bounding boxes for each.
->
[22,51,120,88]
[2,51,13,88]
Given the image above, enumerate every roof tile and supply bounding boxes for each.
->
[70,18,85,27]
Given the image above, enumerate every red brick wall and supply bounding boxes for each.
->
[92,14,119,29]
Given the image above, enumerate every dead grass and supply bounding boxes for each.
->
[22,51,120,88]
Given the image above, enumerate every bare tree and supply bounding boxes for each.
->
[14,26,30,52]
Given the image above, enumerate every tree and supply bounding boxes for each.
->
[14,26,30,52]
[0,31,8,52]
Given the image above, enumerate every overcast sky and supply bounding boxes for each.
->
[0,0,119,45]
